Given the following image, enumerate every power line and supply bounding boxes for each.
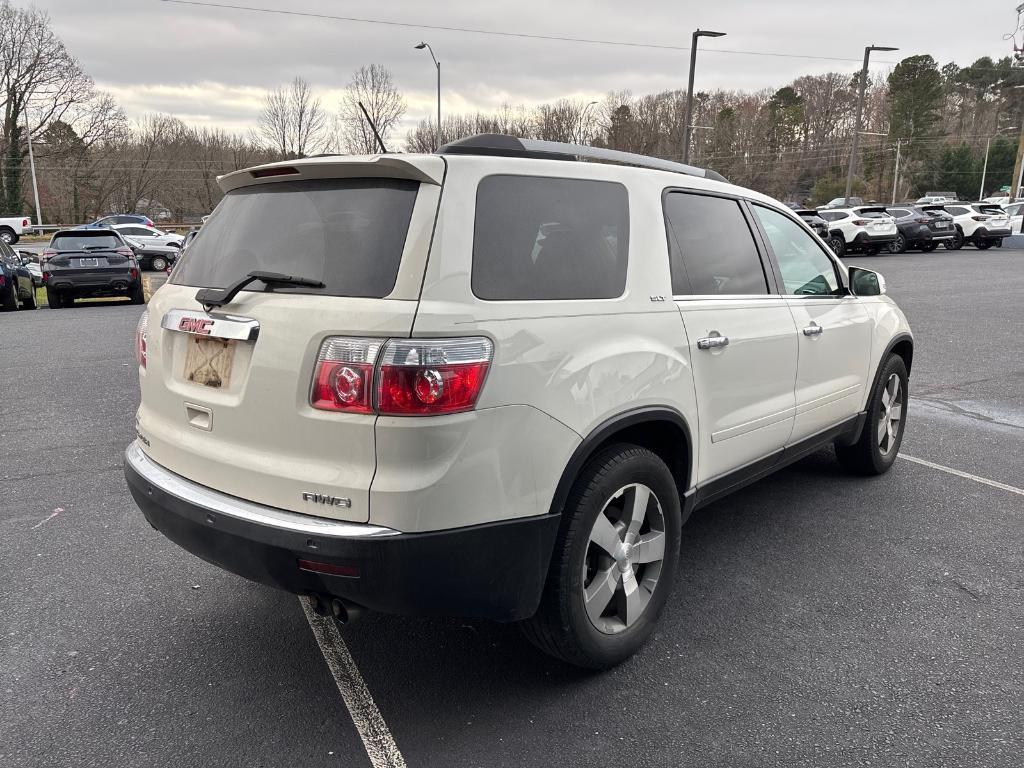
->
[158,0,900,65]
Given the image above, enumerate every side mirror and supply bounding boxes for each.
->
[848,266,886,296]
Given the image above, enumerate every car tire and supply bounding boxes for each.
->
[836,354,908,476]
[522,444,681,669]
[150,256,167,272]
[46,288,65,309]
[944,229,964,250]
[921,243,938,252]
[826,235,846,257]
[0,227,17,245]
[2,279,18,311]
[974,238,992,250]
[887,234,907,254]
[129,283,145,305]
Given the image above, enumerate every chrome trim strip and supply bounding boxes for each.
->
[160,308,260,341]
[125,441,400,538]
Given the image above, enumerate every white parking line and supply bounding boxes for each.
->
[900,454,1024,497]
[300,598,407,768]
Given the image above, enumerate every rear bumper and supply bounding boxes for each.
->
[49,274,138,293]
[973,227,1011,239]
[851,231,897,245]
[123,441,559,622]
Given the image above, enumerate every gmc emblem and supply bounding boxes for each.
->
[179,317,214,335]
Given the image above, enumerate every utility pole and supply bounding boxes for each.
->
[24,108,42,227]
[682,29,725,165]
[1011,129,1024,200]
[845,44,898,205]
[891,139,902,204]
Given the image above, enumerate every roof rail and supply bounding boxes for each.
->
[437,134,728,183]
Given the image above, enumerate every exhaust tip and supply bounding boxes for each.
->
[330,598,364,625]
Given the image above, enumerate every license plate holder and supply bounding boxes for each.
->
[184,336,236,389]
[78,257,99,267]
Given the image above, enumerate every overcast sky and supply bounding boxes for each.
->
[39,0,1022,139]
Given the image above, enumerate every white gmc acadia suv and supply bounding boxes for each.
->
[124,135,913,669]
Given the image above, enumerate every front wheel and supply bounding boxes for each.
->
[826,235,846,257]
[150,256,167,272]
[836,354,908,475]
[887,234,907,254]
[522,444,681,669]
[974,238,992,250]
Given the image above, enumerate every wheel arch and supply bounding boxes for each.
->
[867,333,913,405]
[548,407,694,518]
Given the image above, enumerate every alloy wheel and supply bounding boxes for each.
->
[582,483,666,635]
[877,373,904,456]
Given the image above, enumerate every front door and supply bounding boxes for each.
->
[750,204,872,441]
[664,191,798,484]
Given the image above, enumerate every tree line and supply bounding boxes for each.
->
[2,0,1023,225]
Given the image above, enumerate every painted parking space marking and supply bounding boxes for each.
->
[301,598,407,768]
[900,454,1024,498]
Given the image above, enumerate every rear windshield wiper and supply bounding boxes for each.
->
[196,270,325,310]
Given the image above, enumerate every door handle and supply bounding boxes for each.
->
[697,335,729,350]
[803,324,823,336]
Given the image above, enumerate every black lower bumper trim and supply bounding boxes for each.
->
[124,451,560,622]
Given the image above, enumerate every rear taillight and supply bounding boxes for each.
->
[129,267,139,280]
[310,336,494,415]
[378,338,493,415]
[311,337,384,413]
[0,275,5,287]
[116,247,134,256]
[915,217,931,224]
[41,271,49,283]
[42,248,56,258]
[22,219,29,228]
[971,215,989,221]
[852,219,869,226]
[135,310,149,369]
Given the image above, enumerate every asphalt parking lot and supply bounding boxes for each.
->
[2,248,1021,768]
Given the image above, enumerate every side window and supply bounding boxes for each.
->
[753,205,840,297]
[663,192,768,296]
[472,175,629,301]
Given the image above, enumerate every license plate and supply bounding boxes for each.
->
[184,336,235,389]
[935,221,949,228]
[78,258,99,267]
[872,222,887,230]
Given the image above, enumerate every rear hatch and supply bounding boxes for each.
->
[852,206,896,234]
[972,204,1010,230]
[920,204,954,233]
[45,231,135,287]
[137,156,445,522]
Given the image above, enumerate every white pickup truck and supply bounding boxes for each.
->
[0,216,33,245]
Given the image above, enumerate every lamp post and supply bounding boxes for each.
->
[845,44,898,205]
[979,126,1017,201]
[415,42,441,149]
[578,100,598,143]
[681,29,725,165]
[24,107,42,227]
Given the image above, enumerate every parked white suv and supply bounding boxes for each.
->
[941,202,1011,249]
[817,206,898,257]
[124,136,914,668]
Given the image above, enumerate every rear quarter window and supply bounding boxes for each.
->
[946,206,968,216]
[471,175,629,301]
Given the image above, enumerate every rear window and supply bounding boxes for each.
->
[51,232,123,251]
[471,175,629,301]
[854,210,889,219]
[819,211,846,222]
[946,206,968,216]
[171,178,418,298]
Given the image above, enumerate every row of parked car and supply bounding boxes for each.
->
[0,213,202,312]
[794,200,1014,256]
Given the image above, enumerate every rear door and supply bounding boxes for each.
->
[664,191,798,484]
[750,204,872,441]
[138,158,445,522]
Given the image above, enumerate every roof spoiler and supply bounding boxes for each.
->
[856,206,889,214]
[793,209,820,216]
[920,204,947,211]
[438,134,729,183]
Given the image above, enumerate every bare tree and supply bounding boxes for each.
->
[338,64,406,154]
[256,77,328,159]
[0,1,93,214]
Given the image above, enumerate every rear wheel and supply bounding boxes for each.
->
[974,237,992,250]
[0,227,16,245]
[944,229,964,250]
[836,354,908,475]
[887,234,907,254]
[826,235,846,257]
[522,444,681,669]
[150,256,167,272]
[46,288,65,309]
[2,279,18,310]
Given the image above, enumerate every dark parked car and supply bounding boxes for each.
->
[794,209,829,238]
[41,229,144,309]
[884,205,956,253]
[78,214,155,230]
[0,240,36,310]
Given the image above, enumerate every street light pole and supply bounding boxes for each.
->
[845,44,898,205]
[414,42,441,149]
[24,107,42,227]
[682,29,725,165]
[978,126,1017,200]
[891,139,901,205]
[578,100,598,144]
